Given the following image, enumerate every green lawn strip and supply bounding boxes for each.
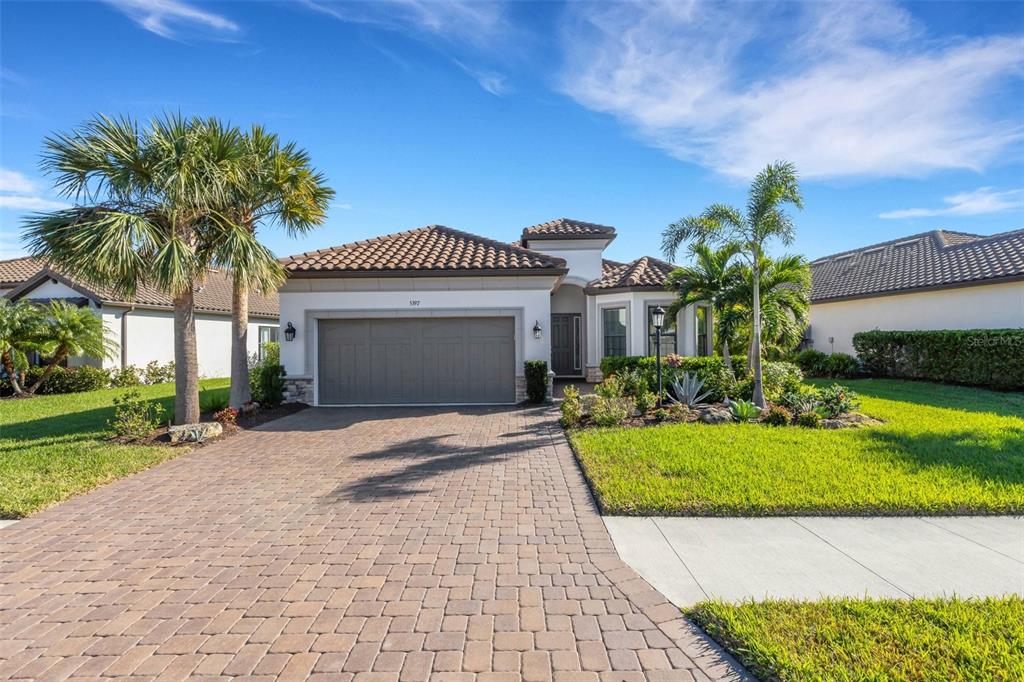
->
[0,379,229,518]
[689,597,1024,682]
[570,379,1024,515]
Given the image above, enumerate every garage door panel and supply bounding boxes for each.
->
[318,317,515,404]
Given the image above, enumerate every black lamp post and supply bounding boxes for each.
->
[652,306,666,406]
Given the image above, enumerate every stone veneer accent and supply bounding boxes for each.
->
[586,365,603,383]
[283,376,313,404]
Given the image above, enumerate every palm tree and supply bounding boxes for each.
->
[23,114,234,422]
[663,161,803,407]
[25,301,116,394]
[0,298,44,395]
[664,242,743,373]
[206,124,333,408]
[733,254,812,365]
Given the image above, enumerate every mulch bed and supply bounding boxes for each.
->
[122,403,308,447]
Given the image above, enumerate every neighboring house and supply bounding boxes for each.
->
[809,229,1024,355]
[278,219,711,406]
[1,256,279,377]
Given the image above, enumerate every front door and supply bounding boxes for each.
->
[551,313,582,376]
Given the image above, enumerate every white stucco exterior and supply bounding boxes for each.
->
[12,277,277,378]
[809,280,1024,355]
[278,275,559,405]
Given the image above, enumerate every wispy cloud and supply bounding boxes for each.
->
[103,0,240,41]
[454,60,510,96]
[559,0,1024,179]
[879,187,1024,219]
[0,167,70,212]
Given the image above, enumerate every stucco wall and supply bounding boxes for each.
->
[585,291,690,366]
[277,275,559,399]
[525,239,607,284]
[809,281,1024,355]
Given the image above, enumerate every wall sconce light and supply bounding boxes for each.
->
[533,321,542,339]
[284,322,297,342]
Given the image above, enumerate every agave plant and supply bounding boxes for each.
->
[728,398,763,422]
[669,371,712,407]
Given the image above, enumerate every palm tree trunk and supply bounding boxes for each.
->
[721,338,733,378]
[26,348,68,395]
[173,287,201,424]
[751,262,765,408]
[2,350,24,395]
[229,277,252,408]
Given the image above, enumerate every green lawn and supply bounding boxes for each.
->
[0,379,229,518]
[690,597,1024,681]
[570,379,1024,515]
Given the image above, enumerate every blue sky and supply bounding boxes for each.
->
[1,0,1022,264]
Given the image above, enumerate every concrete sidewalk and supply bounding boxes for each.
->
[605,516,1024,606]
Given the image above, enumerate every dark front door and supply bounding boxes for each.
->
[551,313,582,376]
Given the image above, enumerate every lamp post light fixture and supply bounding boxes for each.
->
[284,322,297,342]
[652,306,666,406]
[533,320,543,339]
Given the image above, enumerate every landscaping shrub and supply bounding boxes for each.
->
[634,388,656,414]
[199,382,230,413]
[795,410,822,428]
[763,405,792,426]
[733,361,803,403]
[778,385,821,415]
[110,365,143,387]
[600,355,735,401]
[853,329,1024,390]
[595,374,625,399]
[591,396,634,427]
[560,385,583,427]
[213,407,238,426]
[250,343,287,407]
[524,360,549,403]
[142,360,175,384]
[653,408,670,423]
[791,349,860,378]
[16,365,112,395]
[728,399,762,422]
[791,348,828,375]
[817,384,859,418]
[108,388,166,439]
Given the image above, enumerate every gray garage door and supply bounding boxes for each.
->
[318,317,516,404]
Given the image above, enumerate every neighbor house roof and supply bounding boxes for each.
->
[282,225,567,276]
[521,218,616,241]
[587,257,676,293]
[5,259,279,318]
[811,229,1024,302]
[0,256,45,287]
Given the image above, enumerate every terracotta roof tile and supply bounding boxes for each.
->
[588,257,676,291]
[521,218,616,240]
[811,229,1024,302]
[5,258,278,317]
[0,256,46,286]
[282,225,567,275]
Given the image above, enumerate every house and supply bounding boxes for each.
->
[1,256,279,377]
[278,219,711,405]
[809,229,1024,355]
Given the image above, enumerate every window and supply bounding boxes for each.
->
[258,325,279,360]
[695,306,710,356]
[647,305,677,356]
[601,308,627,357]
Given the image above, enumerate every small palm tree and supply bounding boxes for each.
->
[23,114,234,422]
[25,301,116,394]
[664,242,743,372]
[733,254,812,365]
[0,298,45,395]
[205,123,334,408]
[663,161,803,407]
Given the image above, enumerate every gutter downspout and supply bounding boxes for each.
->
[121,306,134,369]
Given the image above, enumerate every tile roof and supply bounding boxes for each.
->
[588,257,676,291]
[5,258,278,317]
[811,229,1024,302]
[521,218,616,241]
[282,225,567,275]
[0,256,45,286]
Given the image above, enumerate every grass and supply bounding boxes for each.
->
[570,379,1024,515]
[0,379,229,519]
[689,596,1024,681]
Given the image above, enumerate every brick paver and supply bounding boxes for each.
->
[0,406,743,680]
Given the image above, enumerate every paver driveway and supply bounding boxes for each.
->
[0,406,742,681]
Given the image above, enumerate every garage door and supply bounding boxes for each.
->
[317,317,516,404]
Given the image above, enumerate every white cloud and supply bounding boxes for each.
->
[103,0,240,40]
[0,196,70,211]
[0,168,36,194]
[333,202,353,211]
[879,187,1024,219]
[559,0,1024,179]
[302,0,506,47]
[454,60,510,96]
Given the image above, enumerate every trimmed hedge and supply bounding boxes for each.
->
[790,349,861,378]
[524,360,549,403]
[853,329,1024,390]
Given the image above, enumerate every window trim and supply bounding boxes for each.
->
[695,305,711,357]
[599,305,629,359]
